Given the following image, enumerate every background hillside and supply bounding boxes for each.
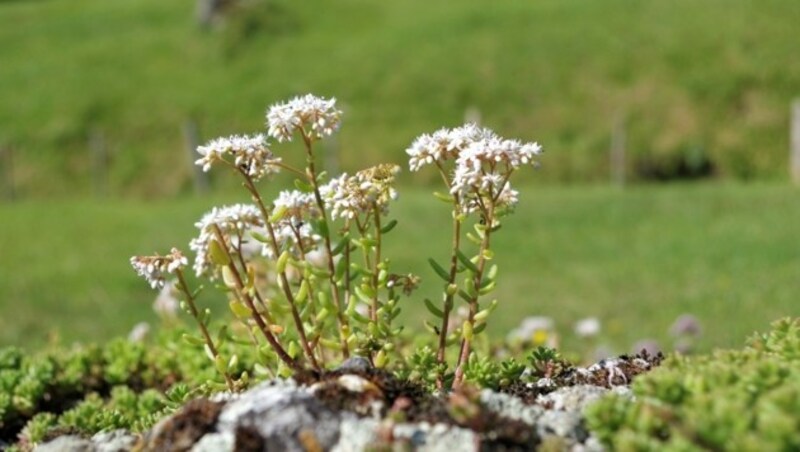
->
[2,0,800,197]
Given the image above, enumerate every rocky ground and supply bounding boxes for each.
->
[35,352,662,452]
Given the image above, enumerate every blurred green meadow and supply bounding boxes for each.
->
[2,0,800,197]
[2,184,798,354]
[1,0,799,357]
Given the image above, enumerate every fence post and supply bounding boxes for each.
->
[0,144,14,201]
[791,100,800,185]
[610,113,626,187]
[89,128,108,197]
[184,119,209,194]
[196,0,224,27]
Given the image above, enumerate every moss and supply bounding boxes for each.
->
[585,318,800,451]
[0,326,256,446]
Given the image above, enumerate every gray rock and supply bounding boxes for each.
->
[35,435,95,452]
[337,356,372,372]
[332,418,478,452]
[331,417,380,452]
[537,385,614,412]
[393,422,477,452]
[480,389,545,425]
[213,380,348,452]
[190,432,234,452]
[91,430,137,452]
[537,410,585,441]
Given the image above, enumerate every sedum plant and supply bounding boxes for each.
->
[585,318,800,451]
[130,94,542,390]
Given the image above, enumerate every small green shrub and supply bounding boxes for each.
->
[585,318,800,451]
[0,327,258,445]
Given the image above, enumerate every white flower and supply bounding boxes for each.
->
[153,280,180,319]
[320,164,400,220]
[670,314,702,337]
[405,123,496,172]
[130,248,188,289]
[272,190,319,221]
[450,136,542,198]
[266,94,342,142]
[128,322,151,342]
[507,316,556,347]
[574,317,601,338]
[189,204,265,277]
[195,134,281,181]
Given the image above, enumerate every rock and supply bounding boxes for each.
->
[331,417,379,452]
[212,380,349,452]
[336,356,372,372]
[35,435,95,452]
[190,432,234,452]
[140,398,224,451]
[91,430,137,452]
[537,410,585,441]
[537,385,620,412]
[393,422,477,452]
[480,389,544,425]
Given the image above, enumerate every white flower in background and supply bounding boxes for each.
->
[130,248,188,289]
[153,280,180,319]
[320,164,400,220]
[574,317,601,338]
[189,204,265,277]
[406,123,496,171]
[669,314,702,337]
[195,134,281,181]
[507,316,557,347]
[266,94,342,142]
[128,322,151,343]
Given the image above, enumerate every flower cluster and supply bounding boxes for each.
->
[130,248,188,289]
[406,123,495,172]
[449,135,542,198]
[195,134,282,181]
[321,164,400,220]
[266,94,342,142]
[272,190,319,222]
[189,204,265,277]
[407,123,541,216]
[266,190,322,258]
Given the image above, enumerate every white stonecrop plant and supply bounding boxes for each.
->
[131,94,542,390]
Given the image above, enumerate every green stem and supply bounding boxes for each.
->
[300,129,351,357]
[175,270,235,391]
[237,169,321,371]
[211,225,302,372]
[370,204,382,323]
[452,198,495,388]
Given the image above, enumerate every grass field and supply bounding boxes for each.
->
[2,184,798,355]
[2,0,800,197]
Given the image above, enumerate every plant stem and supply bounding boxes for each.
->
[174,270,235,391]
[433,162,462,390]
[370,204,382,323]
[211,225,302,372]
[435,199,462,389]
[300,130,350,357]
[452,200,495,388]
[237,170,321,371]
